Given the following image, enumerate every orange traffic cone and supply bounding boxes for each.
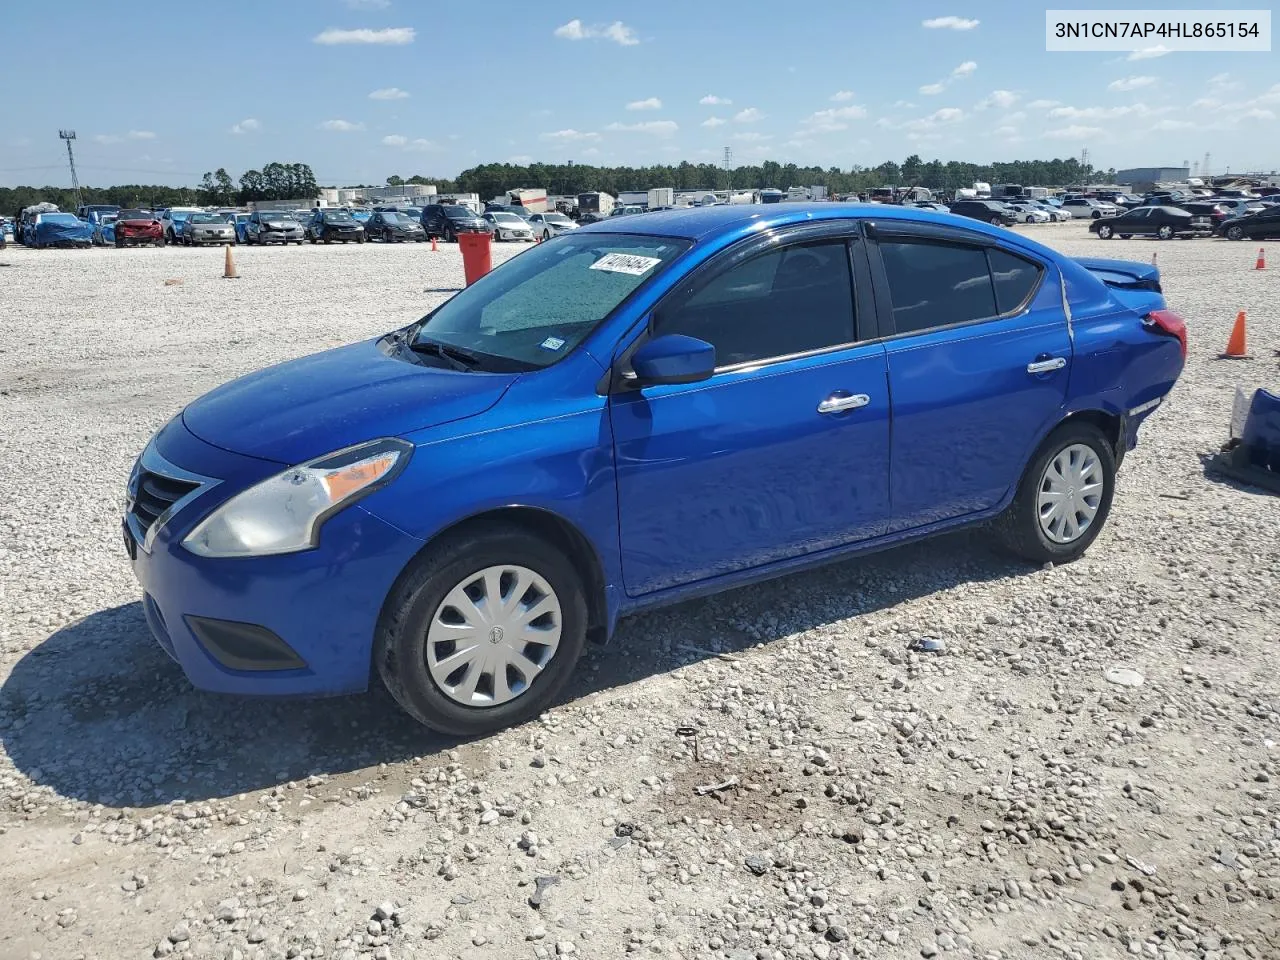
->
[430,236,438,252]
[1256,247,1266,270]
[1221,311,1249,358]
[222,244,239,279]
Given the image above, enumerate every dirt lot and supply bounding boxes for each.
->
[0,224,1277,960]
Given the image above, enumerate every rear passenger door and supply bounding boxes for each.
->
[864,223,1071,533]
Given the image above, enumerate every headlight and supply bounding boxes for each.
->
[182,438,412,558]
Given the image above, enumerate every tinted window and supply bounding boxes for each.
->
[878,241,996,334]
[987,249,1041,314]
[653,240,855,368]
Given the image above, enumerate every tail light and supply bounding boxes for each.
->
[1144,309,1187,360]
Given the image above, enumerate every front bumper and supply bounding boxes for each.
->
[496,229,534,241]
[189,233,236,244]
[258,230,303,243]
[123,420,424,697]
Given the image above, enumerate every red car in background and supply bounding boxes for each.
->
[114,209,165,247]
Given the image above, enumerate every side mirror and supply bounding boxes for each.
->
[629,334,716,386]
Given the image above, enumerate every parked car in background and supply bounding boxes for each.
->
[949,199,1019,226]
[911,202,952,213]
[112,209,165,247]
[1028,201,1071,222]
[1,217,14,245]
[184,212,238,246]
[421,204,488,242]
[1062,198,1117,219]
[1090,205,1212,240]
[245,210,304,245]
[367,211,427,243]
[350,209,372,224]
[610,205,646,218]
[24,211,94,248]
[77,203,121,222]
[306,209,366,244]
[527,211,579,240]
[1175,201,1232,229]
[88,211,117,246]
[122,204,1187,734]
[1004,201,1051,224]
[482,211,535,242]
[228,212,252,243]
[1214,199,1267,219]
[160,208,202,244]
[1216,204,1280,240]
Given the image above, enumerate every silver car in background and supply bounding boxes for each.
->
[184,212,238,246]
[527,211,579,240]
[481,211,535,242]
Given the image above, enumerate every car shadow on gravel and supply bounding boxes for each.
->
[1,529,1026,808]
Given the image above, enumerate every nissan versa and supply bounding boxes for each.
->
[124,205,1186,734]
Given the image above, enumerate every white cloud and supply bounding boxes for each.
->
[700,94,731,106]
[1127,45,1170,60]
[951,60,977,78]
[800,104,868,132]
[923,15,979,29]
[977,90,1017,109]
[994,125,1020,138]
[509,154,533,164]
[1049,103,1150,120]
[581,147,601,157]
[1026,99,1060,109]
[626,97,662,111]
[230,118,260,134]
[604,120,679,137]
[733,107,765,123]
[700,116,726,128]
[894,107,966,133]
[319,119,364,132]
[1190,96,1221,110]
[381,134,407,146]
[92,134,121,144]
[539,128,601,142]
[127,130,155,140]
[1251,83,1280,104]
[731,132,772,142]
[313,26,415,45]
[1108,75,1155,92]
[919,83,946,95]
[553,19,639,45]
[892,99,916,108]
[1150,119,1194,131]
[94,130,158,144]
[1000,110,1027,123]
[930,107,964,123]
[1208,72,1241,91]
[1045,124,1104,139]
[1241,107,1276,120]
[344,0,389,8]
[830,90,854,102]
[382,134,436,151]
[369,87,409,100]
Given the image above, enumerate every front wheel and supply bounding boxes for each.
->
[357,234,366,244]
[1157,225,1174,240]
[1225,224,1245,241]
[445,226,456,243]
[994,421,1116,565]
[384,230,393,243]
[543,230,551,241]
[1096,224,1113,239]
[1092,210,1103,219]
[375,528,588,735]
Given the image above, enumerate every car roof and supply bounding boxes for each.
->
[574,202,1026,242]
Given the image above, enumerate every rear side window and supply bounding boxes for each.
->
[878,240,1042,334]
[653,240,855,368]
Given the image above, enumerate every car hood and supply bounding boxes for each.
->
[182,338,518,464]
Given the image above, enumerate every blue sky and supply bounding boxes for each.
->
[3,0,1277,188]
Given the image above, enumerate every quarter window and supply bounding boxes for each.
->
[878,240,1042,334]
[652,240,855,368]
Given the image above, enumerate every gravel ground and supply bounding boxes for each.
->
[1,224,1277,960]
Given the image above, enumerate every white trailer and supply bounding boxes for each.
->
[647,187,675,209]
[508,188,548,213]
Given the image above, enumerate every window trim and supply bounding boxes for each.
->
[607,221,869,391]
[862,223,1047,340]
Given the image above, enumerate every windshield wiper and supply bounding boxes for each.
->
[409,337,482,371]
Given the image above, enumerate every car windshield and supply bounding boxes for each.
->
[545,214,572,224]
[412,233,692,370]
[171,211,192,221]
[324,213,353,223]
[119,209,151,219]
[491,213,522,223]
[189,213,222,224]
[44,213,80,225]
[442,206,473,219]
[381,212,406,224]
[264,213,294,221]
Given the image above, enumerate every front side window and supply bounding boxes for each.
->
[652,239,855,369]
[414,233,690,370]
[878,239,1043,334]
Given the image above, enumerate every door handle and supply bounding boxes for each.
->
[817,393,871,414]
[1026,357,1067,374]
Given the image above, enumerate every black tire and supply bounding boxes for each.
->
[384,229,393,244]
[375,528,588,735]
[114,234,125,249]
[323,235,331,244]
[543,230,551,241]
[994,421,1116,565]
[156,237,166,247]
[1091,210,1103,219]
[1225,224,1245,241]
[445,225,456,243]
[1120,234,1131,239]
[357,234,366,244]
[1096,224,1113,239]
[989,216,1001,225]
[1157,225,1174,240]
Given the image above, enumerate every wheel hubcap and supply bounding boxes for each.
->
[425,565,562,708]
[1037,443,1104,544]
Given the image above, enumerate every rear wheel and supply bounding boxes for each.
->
[375,528,588,735]
[445,225,456,243]
[994,421,1116,565]
[1225,224,1245,241]
[384,229,393,243]
[114,234,125,249]
[1157,225,1174,240]
[1096,223,1113,239]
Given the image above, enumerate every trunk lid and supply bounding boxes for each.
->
[1072,256,1165,314]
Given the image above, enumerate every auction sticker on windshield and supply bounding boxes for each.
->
[590,253,662,276]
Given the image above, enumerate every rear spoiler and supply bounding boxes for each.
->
[1072,256,1162,293]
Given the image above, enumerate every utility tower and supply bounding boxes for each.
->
[1080,147,1090,185]
[59,130,83,211]
[723,146,733,193]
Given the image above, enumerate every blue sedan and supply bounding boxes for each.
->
[123,204,1186,733]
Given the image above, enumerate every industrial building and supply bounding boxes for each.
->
[1115,167,1191,192]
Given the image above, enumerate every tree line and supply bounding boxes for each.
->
[2,154,1114,217]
